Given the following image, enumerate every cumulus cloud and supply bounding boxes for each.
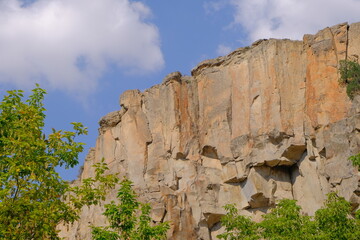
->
[0,0,164,94]
[227,0,360,42]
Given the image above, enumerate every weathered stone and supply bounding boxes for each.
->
[304,23,351,131]
[163,71,182,84]
[241,166,293,208]
[292,153,329,215]
[119,89,142,109]
[348,22,360,59]
[98,109,124,134]
[281,144,306,162]
[59,22,360,240]
[230,134,250,159]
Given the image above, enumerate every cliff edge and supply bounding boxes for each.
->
[59,22,360,239]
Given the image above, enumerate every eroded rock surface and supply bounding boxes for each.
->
[58,22,360,239]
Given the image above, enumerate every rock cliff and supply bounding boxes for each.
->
[59,22,360,239]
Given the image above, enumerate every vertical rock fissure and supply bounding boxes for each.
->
[289,164,297,199]
[226,97,232,134]
[346,24,350,60]
[329,27,339,64]
[143,141,149,177]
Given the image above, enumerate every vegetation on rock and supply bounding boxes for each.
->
[339,58,360,99]
[0,86,118,239]
[218,192,360,240]
[91,178,170,240]
[349,153,360,170]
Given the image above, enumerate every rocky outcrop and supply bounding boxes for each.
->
[58,22,360,239]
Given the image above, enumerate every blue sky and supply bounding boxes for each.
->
[1,0,360,180]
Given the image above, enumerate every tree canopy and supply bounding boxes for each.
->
[0,86,118,239]
[91,178,170,240]
[218,192,360,240]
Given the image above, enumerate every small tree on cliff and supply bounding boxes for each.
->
[0,86,118,239]
[349,153,360,170]
[338,58,360,170]
[91,178,170,240]
[339,57,360,99]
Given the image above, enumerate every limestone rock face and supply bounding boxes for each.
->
[58,23,360,239]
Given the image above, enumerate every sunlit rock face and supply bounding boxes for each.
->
[58,22,360,240]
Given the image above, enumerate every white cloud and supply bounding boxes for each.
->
[204,1,227,14]
[0,0,164,95]
[228,0,360,42]
[217,44,232,56]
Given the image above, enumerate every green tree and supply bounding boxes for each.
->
[315,192,358,240]
[218,193,360,240]
[0,86,118,239]
[217,204,259,240]
[260,199,316,240]
[91,178,170,240]
[339,58,360,99]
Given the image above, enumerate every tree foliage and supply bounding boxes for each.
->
[260,199,316,240]
[0,86,118,239]
[315,192,358,240]
[219,192,360,240]
[217,204,259,240]
[339,58,360,99]
[91,178,170,240]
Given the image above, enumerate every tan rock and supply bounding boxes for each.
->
[98,109,124,134]
[348,22,360,59]
[304,23,351,130]
[58,22,360,240]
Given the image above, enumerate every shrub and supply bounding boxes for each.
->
[349,153,360,169]
[339,58,360,99]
